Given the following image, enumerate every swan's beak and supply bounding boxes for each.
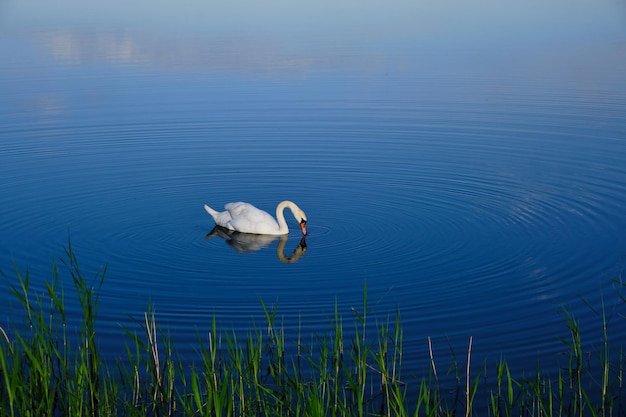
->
[300,219,307,235]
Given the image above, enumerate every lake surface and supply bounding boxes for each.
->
[2,0,626,397]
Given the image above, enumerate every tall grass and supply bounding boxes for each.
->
[0,244,625,416]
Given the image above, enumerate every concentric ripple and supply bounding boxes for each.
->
[1,39,626,375]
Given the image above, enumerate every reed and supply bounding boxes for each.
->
[1,245,625,416]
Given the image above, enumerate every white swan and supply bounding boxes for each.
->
[204,201,307,235]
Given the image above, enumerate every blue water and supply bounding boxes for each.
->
[2,0,626,399]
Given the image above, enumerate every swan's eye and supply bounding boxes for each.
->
[300,219,306,224]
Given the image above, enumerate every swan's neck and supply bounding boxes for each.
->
[275,200,298,234]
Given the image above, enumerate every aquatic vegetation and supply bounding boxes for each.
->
[0,244,625,416]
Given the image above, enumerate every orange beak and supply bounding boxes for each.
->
[300,220,307,235]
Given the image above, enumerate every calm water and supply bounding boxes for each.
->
[2,0,626,394]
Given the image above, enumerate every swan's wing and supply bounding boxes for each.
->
[225,202,280,234]
[224,202,258,217]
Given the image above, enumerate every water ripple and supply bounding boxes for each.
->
[2,62,626,377]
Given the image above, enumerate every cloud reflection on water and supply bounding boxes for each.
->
[34,30,383,74]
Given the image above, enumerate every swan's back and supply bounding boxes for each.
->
[225,202,280,234]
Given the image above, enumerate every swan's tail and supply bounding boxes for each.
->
[204,204,219,220]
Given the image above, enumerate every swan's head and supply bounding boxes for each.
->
[294,208,307,235]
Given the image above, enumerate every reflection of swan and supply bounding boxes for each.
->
[206,226,307,263]
[204,201,307,235]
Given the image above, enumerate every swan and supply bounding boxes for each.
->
[204,201,307,235]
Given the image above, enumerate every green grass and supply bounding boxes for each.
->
[0,243,625,416]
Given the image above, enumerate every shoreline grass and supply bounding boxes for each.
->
[1,244,625,416]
